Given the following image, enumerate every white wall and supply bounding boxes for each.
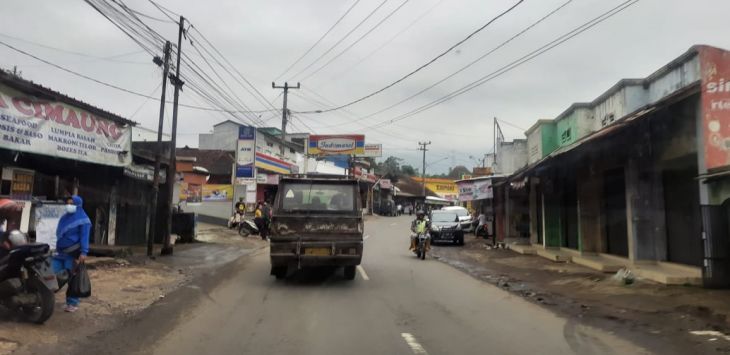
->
[198,121,238,150]
[526,126,543,165]
[496,140,528,175]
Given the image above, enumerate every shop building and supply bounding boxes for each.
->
[505,45,730,286]
[0,70,163,247]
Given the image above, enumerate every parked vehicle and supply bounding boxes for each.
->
[429,210,464,245]
[441,206,473,232]
[238,219,259,237]
[269,175,363,280]
[0,231,58,324]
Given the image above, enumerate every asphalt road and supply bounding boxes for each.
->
[72,215,650,355]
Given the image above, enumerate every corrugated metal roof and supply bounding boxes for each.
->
[0,70,136,126]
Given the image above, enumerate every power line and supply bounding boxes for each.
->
[187,28,280,112]
[299,0,411,82]
[274,0,362,82]
[289,0,390,80]
[0,39,274,115]
[318,0,574,128]
[317,0,445,89]
[297,0,525,114]
[0,32,147,64]
[369,0,641,129]
[114,0,176,23]
[129,81,162,119]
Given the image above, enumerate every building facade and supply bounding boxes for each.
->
[504,45,730,287]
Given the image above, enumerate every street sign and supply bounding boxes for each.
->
[236,125,256,178]
[357,143,382,157]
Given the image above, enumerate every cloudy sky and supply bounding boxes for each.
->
[2,0,729,173]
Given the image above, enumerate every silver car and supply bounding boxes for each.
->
[441,206,473,233]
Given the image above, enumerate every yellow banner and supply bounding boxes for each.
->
[202,184,233,201]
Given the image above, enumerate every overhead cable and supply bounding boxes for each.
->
[289,0,390,80]
[296,0,525,114]
[299,0,411,82]
[274,0,362,81]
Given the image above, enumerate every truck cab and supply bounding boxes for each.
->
[269,175,364,280]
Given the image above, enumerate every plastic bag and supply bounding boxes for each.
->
[67,263,91,298]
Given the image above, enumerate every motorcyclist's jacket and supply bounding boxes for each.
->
[411,218,429,234]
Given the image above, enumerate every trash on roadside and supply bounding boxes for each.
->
[612,268,635,285]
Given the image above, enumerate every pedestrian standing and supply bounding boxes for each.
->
[54,195,91,313]
[262,201,272,240]
[254,202,266,239]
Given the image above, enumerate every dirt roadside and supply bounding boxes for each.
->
[0,224,267,355]
[431,236,730,355]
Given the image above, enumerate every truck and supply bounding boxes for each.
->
[268,175,364,280]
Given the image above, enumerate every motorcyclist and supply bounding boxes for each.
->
[235,198,246,216]
[409,210,431,251]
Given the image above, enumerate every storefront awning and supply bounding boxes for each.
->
[255,152,295,175]
[511,82,699,180]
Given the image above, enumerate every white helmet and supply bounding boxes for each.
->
[8,230,28,247]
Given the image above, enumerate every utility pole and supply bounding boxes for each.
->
[162,16,186,256]
[272,82,300,156]
[147,41,172,257]
[418,141,431,205]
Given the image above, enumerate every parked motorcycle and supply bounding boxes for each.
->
[238,219,260,237]
[413,233,429,260]
[0,231,58,324]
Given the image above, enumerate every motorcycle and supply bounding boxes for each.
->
[238,219,260,237]
[413,233,429,260]
[0,231,58,324]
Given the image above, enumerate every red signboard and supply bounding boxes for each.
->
[700,46,730,171]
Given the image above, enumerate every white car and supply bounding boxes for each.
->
[441,206,473,233]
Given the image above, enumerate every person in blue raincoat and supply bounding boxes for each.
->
[54,195,91,313]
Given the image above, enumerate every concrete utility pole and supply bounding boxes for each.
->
[163,16,186,256]
[418,141,431,204]
[148,40,172,258]
[272,82,300,156]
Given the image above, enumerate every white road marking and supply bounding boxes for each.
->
[356,265,370,281]
[401,333,428,354]
[390,222,398,226]
[364,235,370,240]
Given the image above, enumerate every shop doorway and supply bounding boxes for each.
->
[562,178,579,249]
[603,168,629,257]
[536,189,543,245]
[663,160,702,266]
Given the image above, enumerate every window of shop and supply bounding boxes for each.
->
[0,167,34,199]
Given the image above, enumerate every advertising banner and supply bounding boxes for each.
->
[236,125,256,178]
[357,143,382,157]
[0,84,132,166]
[202,184,233,201]
[34,203,67,249]
[425,181,458,201]
[256,172,280,185]
[379,179,392,189]
[308,134,365,156]
[700,47,730,171]
[457,179,492,201]
[179,182,202,203]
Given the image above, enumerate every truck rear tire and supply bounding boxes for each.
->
[344,266,356,280]
[272,266,287,280]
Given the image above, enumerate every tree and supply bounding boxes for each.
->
[448,165,471,179]
[400,164,417,176]
[375,156,403,180]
